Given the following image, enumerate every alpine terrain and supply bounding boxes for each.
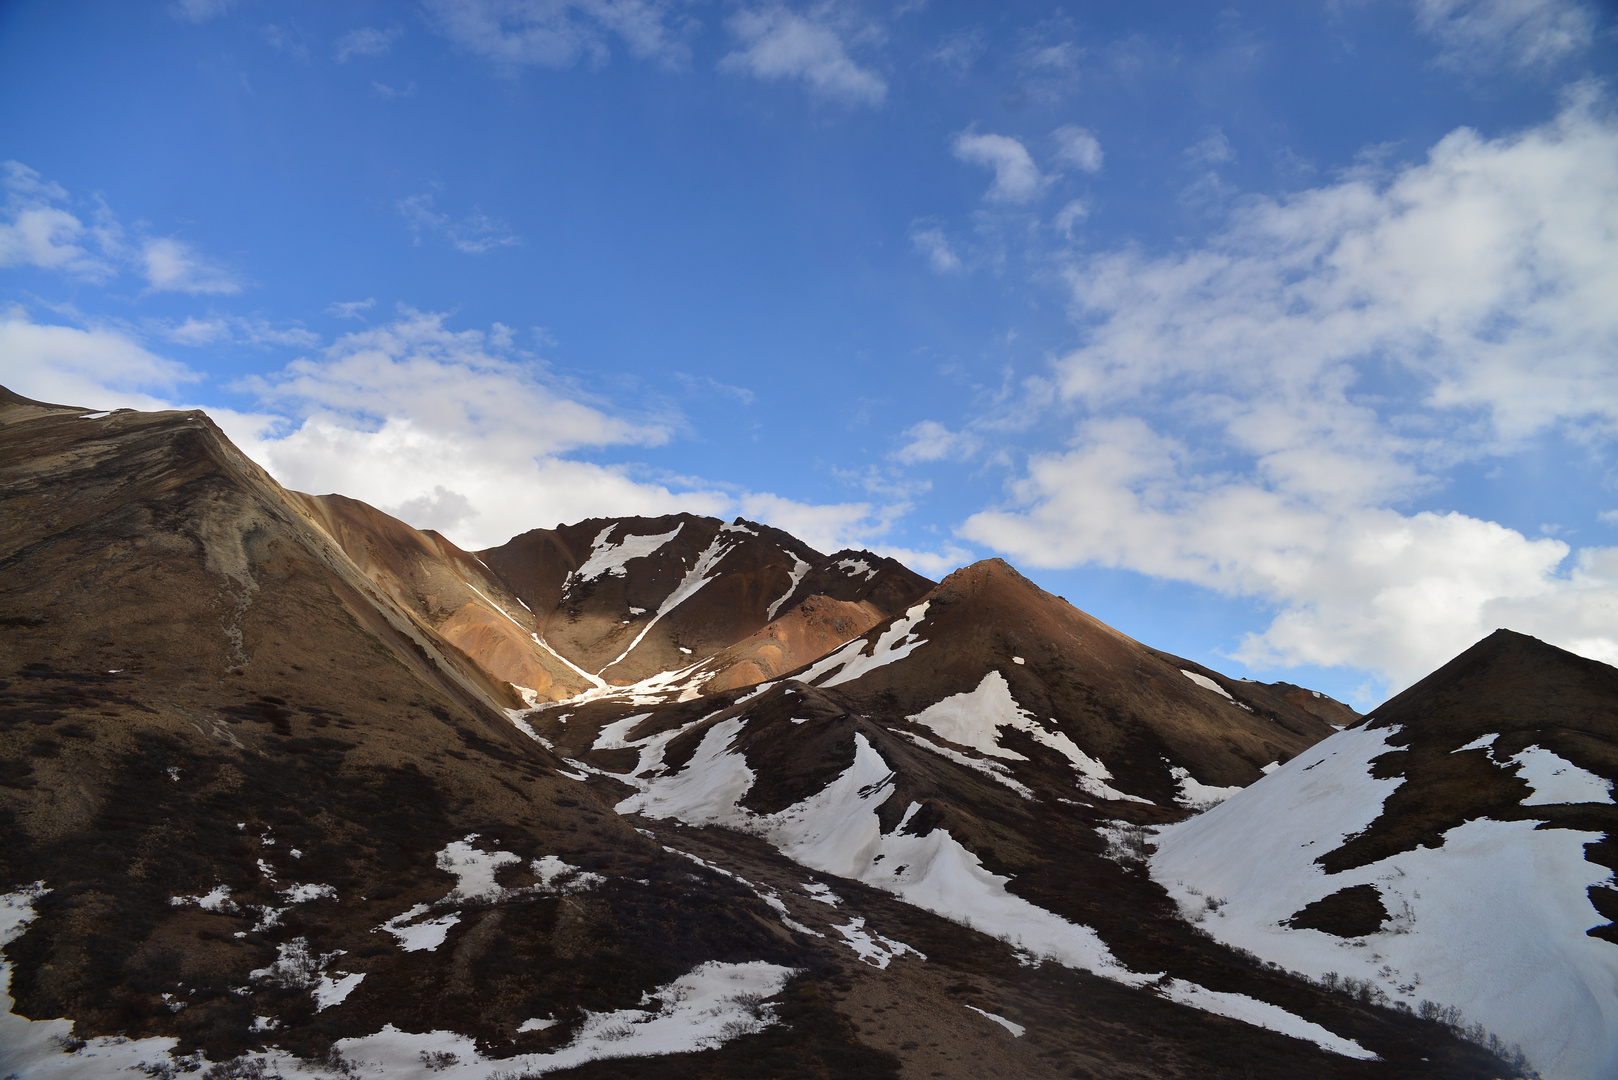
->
[2,388,1613,1079]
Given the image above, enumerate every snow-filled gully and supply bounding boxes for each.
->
[611,709,1376,1060]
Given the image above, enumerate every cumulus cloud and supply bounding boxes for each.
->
[422,0,690,71]
[1414,0,1598,71]
[909,223,961,272]
[398,193,520,254]
[335,26,402,62]
[963,89,1618,690]
[721,6,886,106]
[953,132,1045,203]
[1053,125,1103,173]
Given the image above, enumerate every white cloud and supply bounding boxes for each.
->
[140,237,243,295]
[335,26,402,62]
[894,420,980,464]
[721,6,886,106]
[1053,125,1103,173]
[1414,0,1598,71]
[1053,199,1089,238]
[1,162,243,294]
[0,309,201,412]
[327,298,376,320]
[422,0,690,71]
[1185,127,1235,165]
[151,314,319,348]
[961,90,1618,690]
[0,162,114,279]
[952,132,1045,203]
[909,223,961,272]
[398,193,520,254]
[261,23,313,62]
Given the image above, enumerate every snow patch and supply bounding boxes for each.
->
[795,601,931,689]
[334,960,795,1078]
[833,917,923,968]
[1169,765,1244,811]
[1158,980,1375,1059]
[964,1006,1025,1037]
[573,524,682,582]
[1180,669,1233,700]
[1509,746,1614,806]
[766,554,812,620]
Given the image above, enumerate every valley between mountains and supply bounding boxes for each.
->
[1,388,1614,1080]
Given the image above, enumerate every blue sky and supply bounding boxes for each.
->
[3,0,1616,704]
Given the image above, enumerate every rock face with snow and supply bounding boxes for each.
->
[1152,630,1618,1080]
[0,389,1553,1079]
[477,515,935,691]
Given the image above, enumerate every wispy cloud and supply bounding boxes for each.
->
[421,0,691,71]
[720,6,887,106]
[168,0,239,24]
[260,23,313,63]
[909,222,962,273]
[1,161,242,294]
[398,192,520,254]
[893,420,981,464]
[140,237,244,295]
[336,26,402,62]
[952,131,1045,203]
[149,314,319,348]
[327,298,376,320]
[1414,0,1599,71]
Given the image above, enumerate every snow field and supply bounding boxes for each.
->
[794,601,931,689]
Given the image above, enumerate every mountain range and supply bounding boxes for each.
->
[1,388,1613,1080]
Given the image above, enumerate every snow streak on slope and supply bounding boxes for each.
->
[615,721,1373,1058]
[766,554,811,620]
[906,671,1151,804]
[1152,724,1618,1080]
[794,601,930,689]
[598,529,741,678]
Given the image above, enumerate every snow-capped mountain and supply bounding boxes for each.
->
[0,388,1581,1079]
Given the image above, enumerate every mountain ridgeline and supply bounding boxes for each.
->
[1,387,1612,1080]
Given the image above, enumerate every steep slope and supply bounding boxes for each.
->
[0,393,894,1078]
[478,516,934,686]
[293,493,596,702]
[1151,630,1618,1080]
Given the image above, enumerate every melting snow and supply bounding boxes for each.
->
[836,557,878,580]
[795,601,931,689]
[599,531,740,677]
[1169,765,1244,811]
[438,837,520,902]
[1158,980,1374,1059]
[1179,669,1233,700]
[907,672,1149,804]
[1453,732,1500,753]
[518,1015,559,1032]
[171,884,234,911]
[1152,723,1618,1080]
[833,917,923,968]
[572,524,683,582]
[623,728,1154,986]
[1508,746,1614,806]
[379,905,462,952]
[766,554,812,620]
[964,1006,1025,1037]
[802,882,841,906]
[333,960,796,1078]
[2,884,193,1078]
